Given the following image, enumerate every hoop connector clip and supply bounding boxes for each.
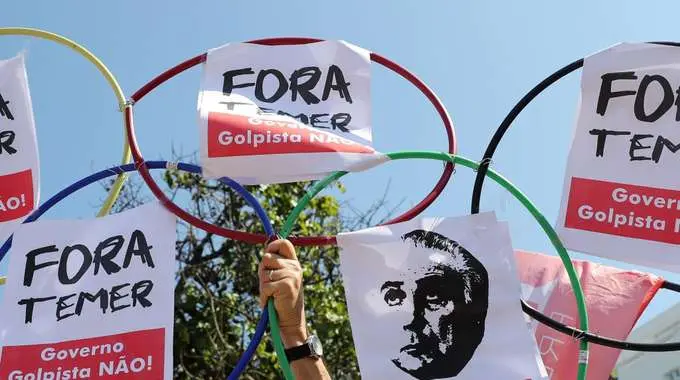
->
[120,99,135,112]
[473,158,494,172]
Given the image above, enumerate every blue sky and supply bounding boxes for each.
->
[1,0,679,330]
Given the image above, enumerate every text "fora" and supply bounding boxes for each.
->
[598,71,680,122]
[222,65,353,105]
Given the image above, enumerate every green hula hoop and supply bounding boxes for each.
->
[270,151,589,380]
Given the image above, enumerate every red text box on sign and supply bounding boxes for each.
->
[565,177,680,244]
[207,112,374,157]
[0,328,165,380]
[0,169,34,222]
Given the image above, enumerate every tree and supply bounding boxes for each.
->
[105,161,397,379]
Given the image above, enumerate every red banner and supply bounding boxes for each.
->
[517,250,663,380]
[0,328,165,379]
[207,112,375,157]
[565,177,680,244]
[0,169,34,222]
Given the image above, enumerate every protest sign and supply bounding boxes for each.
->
[0,53,39,244]
[517,249,663,380]
[557,43,680,272]
[337,213,547,380]
[198,40,384,184]
[0,202,176,379]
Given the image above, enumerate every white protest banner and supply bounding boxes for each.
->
[557,43,680,272]
[0,53,39,244]
[337,213,547,380]
[198,40,385,184]
[0,202,175,379]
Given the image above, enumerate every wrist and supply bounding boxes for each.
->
[281,325,308,349]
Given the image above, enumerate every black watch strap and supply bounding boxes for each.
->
[285,335,322,362]
[285,343,312,362]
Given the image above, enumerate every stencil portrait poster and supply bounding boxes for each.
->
[337,213,547,379]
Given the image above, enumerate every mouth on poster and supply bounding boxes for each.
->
[0,202,176,379]
[557,43,680,272]
[198,40,377,184]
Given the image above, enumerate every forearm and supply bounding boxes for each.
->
[291,357,331,380]
[282,326,331,380]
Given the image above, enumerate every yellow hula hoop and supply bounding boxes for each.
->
[0,27,131,217]
[0,28,130,287]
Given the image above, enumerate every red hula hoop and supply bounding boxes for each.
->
[128,37,456,246]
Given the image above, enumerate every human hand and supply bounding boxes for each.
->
[258,239,307,348]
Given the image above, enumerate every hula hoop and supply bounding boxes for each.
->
[271,152,590,380]
[0,161,274,380]
[469,42,680,352]
[127,37,456,246]
[0,27,131,217]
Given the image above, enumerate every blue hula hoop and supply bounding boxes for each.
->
[0,160,272,380]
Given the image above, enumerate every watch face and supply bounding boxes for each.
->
[309,335,323,357]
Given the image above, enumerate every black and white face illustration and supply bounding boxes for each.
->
[379,230,489,379]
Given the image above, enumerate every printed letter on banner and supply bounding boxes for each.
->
[0,54,39,244]
[557,43,680,272]
[336,213,548,379]
[198,40,386,184]
[0,202,176,379]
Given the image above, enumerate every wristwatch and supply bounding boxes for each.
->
[285,335,323,362]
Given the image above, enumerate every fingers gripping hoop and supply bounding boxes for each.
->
[127,37,456,246]
[270,151,590,380]
[0,161,275,380]
[0,27,131,217]
[469,41,680,353]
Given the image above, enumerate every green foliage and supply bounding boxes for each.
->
[110,169,364,379]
